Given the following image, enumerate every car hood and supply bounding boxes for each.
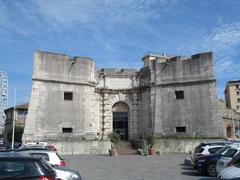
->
[219,166,240,179]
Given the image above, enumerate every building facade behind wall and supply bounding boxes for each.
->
[22,51,223,153]
[225,80,240,113]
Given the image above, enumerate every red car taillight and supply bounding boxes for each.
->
[39,176,54,180]
[60,160,65,166]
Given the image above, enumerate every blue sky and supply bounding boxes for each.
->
[0,0,240,106]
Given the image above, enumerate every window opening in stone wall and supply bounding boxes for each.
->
[237,98,240,103]
[175,91,184,99]
[62,128,73,133]
[64,92,73,100]
[237,91,240,96]
[236,85,239,89]
[176,126,186,132]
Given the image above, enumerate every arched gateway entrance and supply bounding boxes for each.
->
[112,102,129,140]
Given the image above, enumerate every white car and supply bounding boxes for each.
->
[216,145,240,174]
[218,165,240,180]
[17,149,66,166]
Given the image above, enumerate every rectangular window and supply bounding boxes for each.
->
[62,128,73,133]
[237,98,240,103]
[236,85,239,89]
[175,91,184,99]
[237,105,240,110]
[64,92,73,100]
[237,91,240,96]
[176,126,186,132]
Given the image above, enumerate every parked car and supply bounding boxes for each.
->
[17,149,66,166]
[216,145,240,174]
[194,146,234,176]
[217,165,240,180]
[19,151,82,180]
[19,142,57,151]
[0,153,56,180]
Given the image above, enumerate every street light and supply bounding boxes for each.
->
[11,86,16,149]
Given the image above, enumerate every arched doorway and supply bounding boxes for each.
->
[226,126,232,138]
[112,102,129,140]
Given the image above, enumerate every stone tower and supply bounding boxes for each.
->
[22,51,223,154]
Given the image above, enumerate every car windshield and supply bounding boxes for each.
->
[215,146,230,155]
[234,163,240,168]
[223,148,238,157]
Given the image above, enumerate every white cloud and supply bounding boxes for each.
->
[33,0,171,26]
[204,23,240,53]
[200,22,240,77]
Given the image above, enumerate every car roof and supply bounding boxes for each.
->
[17,149,55,154]
[0,152,42,160]
[16,147,50,151]
[204,144,226,148]
[202,141,231,146]
[228,146,240,150]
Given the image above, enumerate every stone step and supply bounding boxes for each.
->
[115,141,137,155]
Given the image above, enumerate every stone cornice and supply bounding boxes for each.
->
[33,78,96,87]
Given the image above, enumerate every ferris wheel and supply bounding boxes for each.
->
[0,70,8,135]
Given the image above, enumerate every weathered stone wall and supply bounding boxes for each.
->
[154,139,223,153]
[23,51,100,143]
[152,52,223,138]
[48,140,110,155]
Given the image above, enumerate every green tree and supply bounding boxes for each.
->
[7,125,24,143]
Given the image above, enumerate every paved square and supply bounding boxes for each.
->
[63,154,215,180]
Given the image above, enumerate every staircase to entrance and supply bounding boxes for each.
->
[115,141,137,155]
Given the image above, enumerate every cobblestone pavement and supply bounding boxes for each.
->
[63,154,216,180]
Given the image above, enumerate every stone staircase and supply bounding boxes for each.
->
[115,141,137,155]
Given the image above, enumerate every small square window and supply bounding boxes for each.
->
[237,91,240,96]
[175,91,184,99]
[64,92,73,100]
[238,98,240,103]
[176,126,186,132]
[62,128,73,133]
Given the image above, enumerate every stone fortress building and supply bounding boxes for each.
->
[22,50,223,154]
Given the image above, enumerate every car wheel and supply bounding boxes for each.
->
[207,162,217,177]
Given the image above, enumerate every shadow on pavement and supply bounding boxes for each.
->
[182,171,216,180]
[182,171,202,177]
[199,177,216,180]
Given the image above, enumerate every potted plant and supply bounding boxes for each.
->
[108,132,120,156]
[146,134,156,155]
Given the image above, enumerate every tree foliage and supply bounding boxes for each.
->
[6,125,24,143]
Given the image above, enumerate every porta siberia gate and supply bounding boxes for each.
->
[112,102,129,140]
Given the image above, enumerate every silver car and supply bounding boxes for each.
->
[216,146,240,174]
[218,165,240,180]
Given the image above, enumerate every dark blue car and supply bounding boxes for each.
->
[193,146,230,177]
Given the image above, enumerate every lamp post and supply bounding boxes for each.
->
[11,86,16,149]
